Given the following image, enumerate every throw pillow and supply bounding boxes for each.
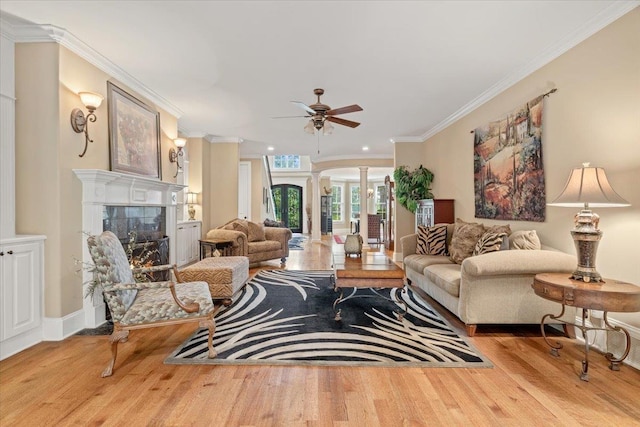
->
[449,219,486,264]
[247,221,266,242]
[473,232,508,256]
[416,224,448,255]
[231,219,249,237]
[509,230,541,250]
[486,224,512,235]
[263,218,285,228]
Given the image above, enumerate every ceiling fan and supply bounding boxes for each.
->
[278,88,363,134]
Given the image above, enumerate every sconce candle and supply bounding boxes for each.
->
[169,138,187,178]
[71,91,103,157]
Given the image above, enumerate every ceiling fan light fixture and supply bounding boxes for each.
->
[323,120,334,135]
[304,120,315,134]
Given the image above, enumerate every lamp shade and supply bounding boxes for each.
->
[304,120,315,134]
[186,192,198,205]
[78,92,103,109]
[548,163,630,208]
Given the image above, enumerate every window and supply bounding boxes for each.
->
[331,185,343,222]
[350,185,360,219]
[272,155,300,170]
[375,185,386,217]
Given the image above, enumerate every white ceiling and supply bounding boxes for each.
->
[1,1,636,163]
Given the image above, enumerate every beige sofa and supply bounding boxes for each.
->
[206,219,292,266]
[401,223,576,336]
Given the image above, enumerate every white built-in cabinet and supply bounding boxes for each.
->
[176,221,201,267]
[1,238,45,342]
[1,30,46,360]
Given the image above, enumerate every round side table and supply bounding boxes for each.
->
[532,273,640,381]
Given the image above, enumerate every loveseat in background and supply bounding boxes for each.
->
[206,219,292,266]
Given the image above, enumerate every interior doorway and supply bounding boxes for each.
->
[271,184,303,233]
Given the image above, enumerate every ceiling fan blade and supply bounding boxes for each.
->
[326,116,360,128]
[291,101,316,115]
[326,104,363,116]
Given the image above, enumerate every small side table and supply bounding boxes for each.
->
[532,273,640,381]
[199,239,233,260]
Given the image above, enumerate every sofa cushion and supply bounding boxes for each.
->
[424,264,462,297]
[509,230,541,250]
[247,221,266,242]
[449,219,485,264]
[404,254,454,273]
[473,232,508,256]
[416,224,448,255]
[486,224,512,235]
[247,240,282,254]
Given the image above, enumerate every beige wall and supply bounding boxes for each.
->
[395,10,640,288]
[15,44,181,318]
[206,143,239,229]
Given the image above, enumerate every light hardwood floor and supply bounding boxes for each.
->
[1,236,639,426]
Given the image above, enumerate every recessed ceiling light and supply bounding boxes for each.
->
[267,146,274,151]
[362,146,369,151]
[389,138,395,144]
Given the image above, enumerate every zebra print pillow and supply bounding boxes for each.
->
[416,224,448,255]
[473,232,508,256]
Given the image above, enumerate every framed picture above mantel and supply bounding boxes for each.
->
[107,81,162,180]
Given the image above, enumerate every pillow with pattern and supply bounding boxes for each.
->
[473,232,508,256]
[416,224,448,255]
[509,230,541,250]
[449,218,486,264]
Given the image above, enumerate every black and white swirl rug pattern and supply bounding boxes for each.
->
[166,270,492,367]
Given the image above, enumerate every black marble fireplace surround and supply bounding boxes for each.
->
[102,206,169,280]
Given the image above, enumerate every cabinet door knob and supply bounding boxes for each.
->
[7,250,13,255]
[0,252,4,256]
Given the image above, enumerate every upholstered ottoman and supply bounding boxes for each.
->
[178,256,249,304]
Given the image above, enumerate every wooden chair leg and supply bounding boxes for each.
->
[465,324,477,337]
[200,318,217,358]
[102,329,129,378]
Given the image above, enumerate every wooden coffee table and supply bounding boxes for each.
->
[331,250,406,321]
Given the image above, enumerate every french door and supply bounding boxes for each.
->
[271,184,302,233]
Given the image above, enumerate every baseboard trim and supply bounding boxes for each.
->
[42,309,86,341]
[572,314,640,371]
[0,327,43,361]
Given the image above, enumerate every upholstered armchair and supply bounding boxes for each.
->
[87,231,220,377]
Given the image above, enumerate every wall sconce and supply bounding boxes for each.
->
[169,138,187,178]
[70,91,103,157]
[186,191,199,220]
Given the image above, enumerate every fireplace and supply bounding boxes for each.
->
[74,169,185,327]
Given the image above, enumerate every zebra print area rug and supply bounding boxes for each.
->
[165,270,492,368]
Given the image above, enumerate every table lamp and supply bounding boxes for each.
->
[548,163,629,283]
[186,192,199,221]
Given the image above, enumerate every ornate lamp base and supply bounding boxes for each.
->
[570,209,602,283]
[188,205,196,221]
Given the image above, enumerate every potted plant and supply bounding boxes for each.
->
[393,164,434,213]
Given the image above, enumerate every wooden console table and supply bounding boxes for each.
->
[532,273,640,381]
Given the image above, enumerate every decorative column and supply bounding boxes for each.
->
[359,167,370,249]
[311,171,321,243]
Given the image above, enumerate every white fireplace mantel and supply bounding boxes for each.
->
[73,169,186,327]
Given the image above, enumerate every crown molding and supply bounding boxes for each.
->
[206,136,244,144]
[4,19,183,119]
[389,136,423,144]
[420,1,639,142]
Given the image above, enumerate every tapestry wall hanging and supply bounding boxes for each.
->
[473,94,546,222]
